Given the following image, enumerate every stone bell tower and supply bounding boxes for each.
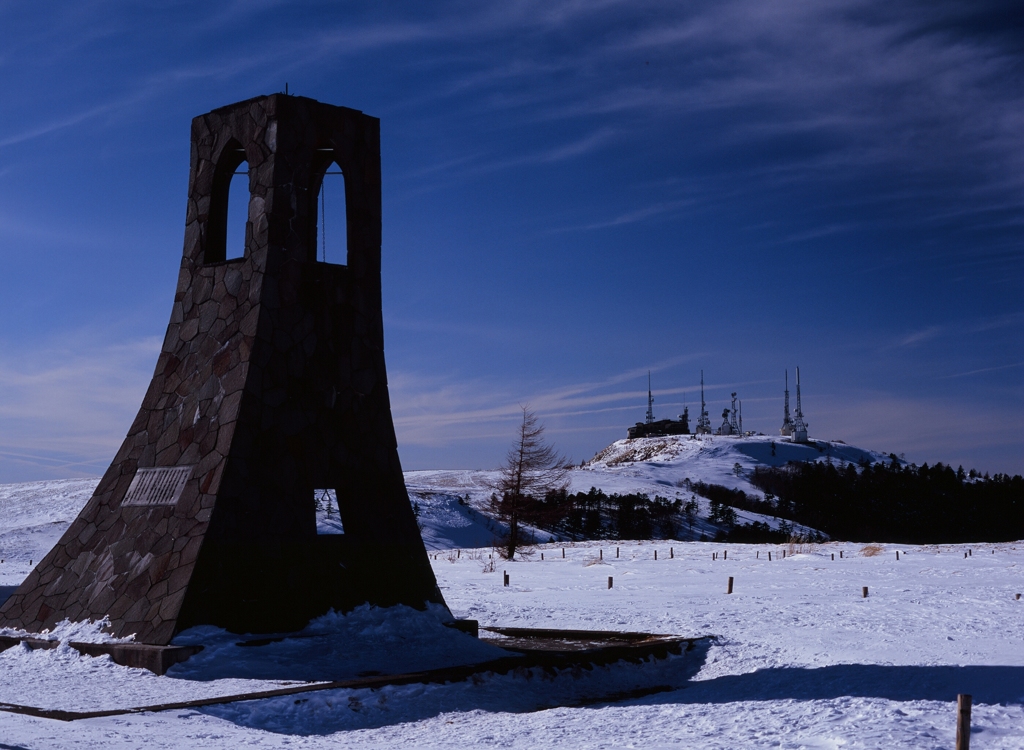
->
[0,95,446,644]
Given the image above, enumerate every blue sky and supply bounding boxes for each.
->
[0,0,1021,483]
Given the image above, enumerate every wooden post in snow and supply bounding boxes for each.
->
[727,576,734,594]
[862,586,869,598]
[608,576,613,589]
[956,694,972,750]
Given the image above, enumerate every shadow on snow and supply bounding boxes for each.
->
[197,657,1024,736]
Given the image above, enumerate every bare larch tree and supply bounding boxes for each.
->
[491,406,569,560]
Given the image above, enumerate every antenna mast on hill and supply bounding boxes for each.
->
[645,371,655,425]
[696,370,712,434]
[781,369,794,437]
[792,367,808,443]
[795,368,804,421]
[679,390,690,433]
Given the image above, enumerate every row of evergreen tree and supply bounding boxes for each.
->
[514,487,687,541]
[495,460,1022,545]
[748,459,1024,543]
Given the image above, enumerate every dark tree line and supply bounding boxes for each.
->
[510,485,795,543]
[748,459,1024,543]
[491,441,1023,546]
[511,487,682,541]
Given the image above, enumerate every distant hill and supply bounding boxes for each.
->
[1,433,1016,580]
[410,434,885,546]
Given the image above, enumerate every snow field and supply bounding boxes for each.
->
[437,540,1024,671]
[0,433,1021,748]
[0,539,1021,747]
[0,538,1021,747]
[428,540,1024,748]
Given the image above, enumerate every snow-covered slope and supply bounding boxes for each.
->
[0,478,97,588]
[405,474,508,550]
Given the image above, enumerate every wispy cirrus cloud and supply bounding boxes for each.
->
[938,362,1024,380]
[568,198,697,231]
[389,354,761,451]
[0,331,159,482]
[897,327,944,347]
[458,128,619,177]
[0,103,119,149]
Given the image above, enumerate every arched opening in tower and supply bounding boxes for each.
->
[225,161,249,261]
[204,142,247,264]
[314,162,347,265]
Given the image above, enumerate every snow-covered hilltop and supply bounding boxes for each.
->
[408,434,895,548]
[586,433,892,494]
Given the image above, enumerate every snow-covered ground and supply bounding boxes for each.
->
[0,435,1021,748]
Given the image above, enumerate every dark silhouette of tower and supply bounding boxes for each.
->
[792,367,808,443]
[696,371,712,434]
[781,370,794,437]
[0,95,446,644]
[645,371,655,424]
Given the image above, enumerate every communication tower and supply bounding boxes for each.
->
[781,370,794,437]
[645,371,655,425]
[792,367,808,443]
[695,371,712,434]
